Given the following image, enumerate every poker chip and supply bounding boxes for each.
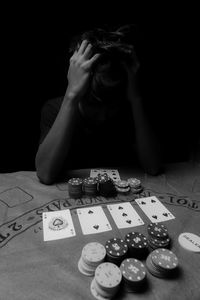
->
[48,216,68,231]
[124,232,149,259]
[105,238,128,266]
[97,175,116,197]
[146,248,178,278]
[127,178,143,194]
[78,242,106,276]
[83,177,98,197]
[68,177,83,199]
[178,232,200,252]
[90,262,122,299]
[115,180,130,194]
[120,258,147,292]
[147,223,171,250]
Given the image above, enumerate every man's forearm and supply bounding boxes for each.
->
[131,97,162,174]
[35,93,80,184]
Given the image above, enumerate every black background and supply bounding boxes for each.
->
[0,4,198,172]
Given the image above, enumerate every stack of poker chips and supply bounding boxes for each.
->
[124,232,149,260]
[105,237,128,266]
[120,258,147,292]
[90,262,122,299]
[127,178,143,193]
[147,223,171,250]
[97,174,116,197]
[83,177,98,197]
[115,180,130,194]
[68,178,83,199]
[78,242,106,276]
[146,248,179,278]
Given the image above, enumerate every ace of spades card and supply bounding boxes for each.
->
[77,206,112,235]
[135,196,175,223]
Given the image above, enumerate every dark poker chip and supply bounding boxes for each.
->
[147,223,169,239]
[125,232,149,259]
[105,238,128,265]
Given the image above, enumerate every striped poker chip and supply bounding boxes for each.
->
[151,248,178,270]
[115,180,129,189]
[116,186,130,193]
[120,258,146,282]
[105,238,128,257]
[127,178,141,188]
[68,177,83,185]
[147,223,169,239]
[83,177,98,186]
[48,216,68,231]
[95,262,122,290]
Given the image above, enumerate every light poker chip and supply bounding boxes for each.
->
[127,178,141,188]
[178,232,200,252]
[147,223,169,239]
[95,262,122,290]
[48,216,68,231]
[115,180,129,189]
[78,242,106,276]
[82,242,106,266]
[115,186,130,193]
[90,278,109,300]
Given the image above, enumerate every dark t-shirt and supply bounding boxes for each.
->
[39,96,139,170]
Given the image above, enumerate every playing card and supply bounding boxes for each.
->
[90,169,121,181]
[107,202,144,229]
[42,210,76,241]
[77,206,112,235]
[135,196,175,223]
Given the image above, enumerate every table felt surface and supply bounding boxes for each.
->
[0,162,200,300]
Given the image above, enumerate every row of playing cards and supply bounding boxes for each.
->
[43,196,175,241]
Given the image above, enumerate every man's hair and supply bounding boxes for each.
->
[69,24,139,104]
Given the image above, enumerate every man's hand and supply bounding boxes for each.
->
[66,40,100,100]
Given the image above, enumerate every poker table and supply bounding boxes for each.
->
[0,161,200,300]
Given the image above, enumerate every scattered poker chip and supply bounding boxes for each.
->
[48,216,68,231]
[120,258,147,292]
[78,242,106,277]
[105,238,128,266]
[146,248,178,278]
[147,223,171,250]
[90,262,122,299]
[68,177,83,199]
[124,232,149,259]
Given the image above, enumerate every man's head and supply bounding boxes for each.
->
[69,25,139,125]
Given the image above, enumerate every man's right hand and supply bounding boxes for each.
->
[66,40,100,101]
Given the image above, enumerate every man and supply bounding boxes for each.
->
[35,25,161,184]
